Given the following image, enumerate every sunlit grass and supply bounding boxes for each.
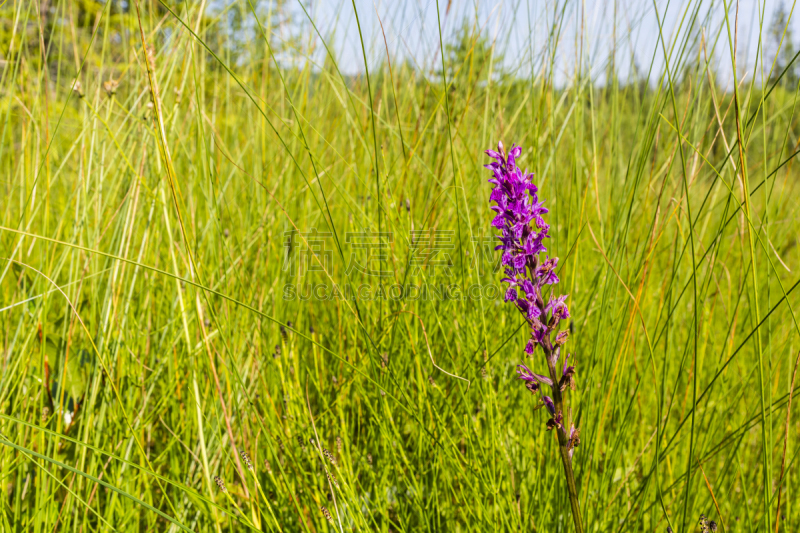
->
[1,1,800,531]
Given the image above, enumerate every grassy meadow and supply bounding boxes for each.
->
[2,0,800,531]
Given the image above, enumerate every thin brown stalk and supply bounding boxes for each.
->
[697,458,726,532]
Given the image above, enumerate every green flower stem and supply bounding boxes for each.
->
[545,346,584,533]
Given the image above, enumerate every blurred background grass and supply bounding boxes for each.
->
[1,0,800,531]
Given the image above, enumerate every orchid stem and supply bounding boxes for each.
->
[546,349,584,533]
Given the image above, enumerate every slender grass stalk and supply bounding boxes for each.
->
[723,2,771,531]
[652,3,700,529]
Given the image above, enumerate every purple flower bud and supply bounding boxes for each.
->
[524,339,535,355]
[542,395,555,415]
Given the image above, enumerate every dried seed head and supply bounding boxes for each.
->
[567,425,581,452]
[326,469,339,488]
[264,459,272,473]
[102,79,119,97]
[380,353,389,369]
[367,454,373,466]
[145,45,156,71]
[240,451,253,470]
[71,79,83,98]
[323,448,336,466]
[405,198,410,212]
[213,475,227,493]
[282,321,293,341]
[42,406,50,421]
[320,506,333,522]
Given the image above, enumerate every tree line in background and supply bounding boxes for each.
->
[4,0,800,89]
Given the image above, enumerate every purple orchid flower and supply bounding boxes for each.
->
[488,139,586,533]
[487,140,580,432]
[546,294,570,326]
[531,323,547,345]
[536,256,560,285]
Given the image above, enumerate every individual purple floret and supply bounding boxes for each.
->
[516,363,552,394]
[487,141,584,532]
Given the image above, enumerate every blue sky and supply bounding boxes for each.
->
[289,0,800,88]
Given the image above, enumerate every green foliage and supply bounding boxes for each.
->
[1,1,800,532]
[440,19,502,90]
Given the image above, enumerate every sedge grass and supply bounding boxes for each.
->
[1,1,800,531]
